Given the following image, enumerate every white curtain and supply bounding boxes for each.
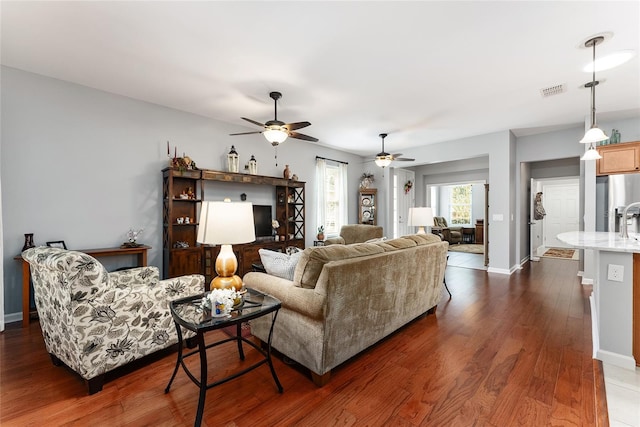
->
[315,158,327,235]
[315,158,348,238]
[337,162,348,228]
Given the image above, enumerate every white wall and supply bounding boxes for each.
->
[1,67,366,318]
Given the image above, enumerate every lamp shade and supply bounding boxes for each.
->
[581,145,603,161]
[408,207,434,234]
[580,126,608,144]
[197,200,256,245]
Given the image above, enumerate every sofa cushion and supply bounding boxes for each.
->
[403,233,442,245]
[259,249,303,281]
[374,237,418,252]
[293,243,384,289]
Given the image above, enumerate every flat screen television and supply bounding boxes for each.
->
[252,205,273,240]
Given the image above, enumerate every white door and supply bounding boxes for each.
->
[543,181,580,248]
[394,169,415,237]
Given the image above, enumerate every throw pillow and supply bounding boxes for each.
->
[258,249,302,281]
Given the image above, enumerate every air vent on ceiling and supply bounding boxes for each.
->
[540,84,566,97]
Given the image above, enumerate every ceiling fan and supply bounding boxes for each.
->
[374,133,414,168]
[229,91,318,146]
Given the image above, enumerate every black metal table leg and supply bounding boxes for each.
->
[195,333,207,427]
[236,322,245,361]
[165,323,184,393]
[266,311,283,392]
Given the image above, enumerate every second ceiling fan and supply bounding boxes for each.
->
[230,91,318,145]
[374,133,414,168]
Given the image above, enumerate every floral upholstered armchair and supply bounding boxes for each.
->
[432,216,463,244]
[22,246,204,394]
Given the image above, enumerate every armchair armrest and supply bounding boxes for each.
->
[109,266,159,287]
[324,236,345,246]
[159,274,205,301]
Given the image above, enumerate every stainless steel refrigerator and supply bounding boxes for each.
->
[596,173,640,232]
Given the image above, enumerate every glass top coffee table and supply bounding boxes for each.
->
[164,287,283,427]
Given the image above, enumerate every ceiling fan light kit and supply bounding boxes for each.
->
[263,126,288,145]
[230,91,318,147]
[374,133,414,168]
[580,36,607,161]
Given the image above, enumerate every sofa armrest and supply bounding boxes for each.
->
[324,236,345,246]
[108,266,159,287]
[243,272,325,319]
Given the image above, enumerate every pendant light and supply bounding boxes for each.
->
[580,36,606,161]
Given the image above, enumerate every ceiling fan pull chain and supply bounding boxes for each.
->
[275,145,278,167]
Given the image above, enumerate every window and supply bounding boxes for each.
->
[316,158,348,236]
[449,184,472,225]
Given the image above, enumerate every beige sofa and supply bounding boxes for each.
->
[324,224,384,245]
[243,233,448,385]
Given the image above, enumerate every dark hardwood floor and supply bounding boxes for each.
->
[0,258,602,426]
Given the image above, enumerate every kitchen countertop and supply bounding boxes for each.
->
[557,231,640,253]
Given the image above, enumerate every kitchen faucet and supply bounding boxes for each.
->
[620,201,640,238]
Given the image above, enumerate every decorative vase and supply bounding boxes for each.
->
[317,233,325,241]
[22,233,35,251]
[283,165,291,180]
[360,178,371,189]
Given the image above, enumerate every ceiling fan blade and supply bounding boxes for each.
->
[283,121,311,131]
[241,117,267,128]
[229,131,264,136]
[394,157,415,162]
[391,153,403,158]
[289,131,319,142]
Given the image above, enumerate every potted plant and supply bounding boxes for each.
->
[317,225,325,241]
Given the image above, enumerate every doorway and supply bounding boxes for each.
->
[530,177,580,259]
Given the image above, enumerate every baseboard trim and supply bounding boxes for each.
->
[519,256,530,267]
[486,265,519,275]
[595,349,637,370]
[4,312,22,325]
[590,293,599,359]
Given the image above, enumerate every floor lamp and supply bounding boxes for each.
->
[197,199,256,291]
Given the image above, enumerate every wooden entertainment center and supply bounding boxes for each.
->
[162,168,305,283]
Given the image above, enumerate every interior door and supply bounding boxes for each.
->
[394,169,415,238]
[543,180,580,248]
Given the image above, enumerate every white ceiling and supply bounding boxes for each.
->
[2,1,639,158]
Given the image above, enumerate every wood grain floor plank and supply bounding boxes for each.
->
[0,258,603,426]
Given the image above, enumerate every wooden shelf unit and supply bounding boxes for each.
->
[163,168,306,281]
[162,168,203,279]
[358,189,377,225]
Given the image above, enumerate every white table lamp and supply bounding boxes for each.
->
[408,207,434,234]
[197,199,255,290]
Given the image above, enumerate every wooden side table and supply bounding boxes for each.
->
[16,245,151,327]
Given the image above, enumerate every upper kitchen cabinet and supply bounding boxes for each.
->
[596,141,640,176]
